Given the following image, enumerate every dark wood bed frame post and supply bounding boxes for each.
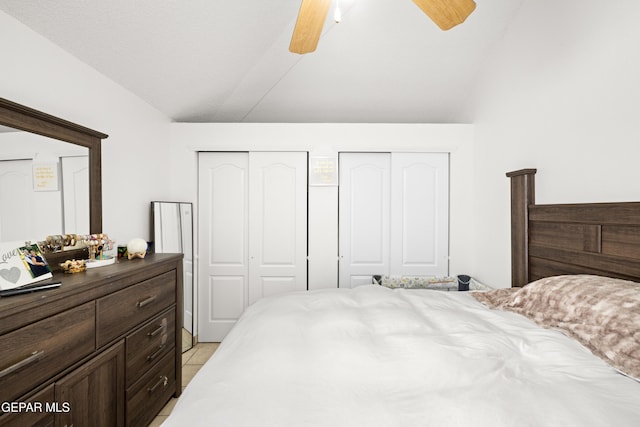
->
[506,169,537,287]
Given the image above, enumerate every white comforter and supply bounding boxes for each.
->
[163,286,640,427]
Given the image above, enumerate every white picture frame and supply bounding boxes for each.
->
[0,242,52,290]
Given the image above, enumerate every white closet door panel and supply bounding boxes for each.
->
[339,153,390,288]
[258,277,297,299]
[391,153,449,277]
[198,152,249,341]
[210,165,248,267]
[210,276,245,319]
[203,276,245,339]
[248,152,307,304]
[257,164,297,264]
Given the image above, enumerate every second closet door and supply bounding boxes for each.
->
[338,152,449,288]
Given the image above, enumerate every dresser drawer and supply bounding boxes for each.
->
[0,302,95,403]
[0,384,55,427]
[126,307,175,387]
[96,271,176,347]
[126,350,176,427]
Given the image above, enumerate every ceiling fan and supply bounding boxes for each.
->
[289,0,477,54]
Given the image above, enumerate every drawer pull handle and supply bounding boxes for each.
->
[148,375,169,394]
[148,324,164,337]
[0,350,44,379]
[136,295,157,308]
[147,344,167,361]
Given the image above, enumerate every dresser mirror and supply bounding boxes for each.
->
[0,126,89,241]
[152,201,194,352]
[0,97,107,262]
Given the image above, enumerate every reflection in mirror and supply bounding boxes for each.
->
[152,201,194,352]
[0,125,89,242]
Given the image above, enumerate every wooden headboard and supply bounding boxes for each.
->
[507,169,640,287]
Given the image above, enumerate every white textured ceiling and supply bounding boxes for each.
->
[0,0,524,123]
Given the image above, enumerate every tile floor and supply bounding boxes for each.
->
[149,342,220,427]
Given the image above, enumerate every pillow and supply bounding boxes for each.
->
[473,275,640,380]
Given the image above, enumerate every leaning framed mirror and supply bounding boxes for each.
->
[151,201,194,352]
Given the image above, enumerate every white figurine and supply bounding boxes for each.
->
[127,238,148,259]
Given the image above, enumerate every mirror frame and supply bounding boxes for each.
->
[0,97,107,234]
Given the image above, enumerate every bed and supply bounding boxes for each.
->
[162,169,640,426]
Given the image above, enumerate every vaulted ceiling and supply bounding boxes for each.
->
[0,0,524,123]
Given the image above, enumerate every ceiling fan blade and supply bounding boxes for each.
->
[412,0,477,30]
[289,0,332,54]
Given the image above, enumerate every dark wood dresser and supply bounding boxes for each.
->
[0,253,183,427]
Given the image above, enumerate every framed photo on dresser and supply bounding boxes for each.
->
[0,242,52,291]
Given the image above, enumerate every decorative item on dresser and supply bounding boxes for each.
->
[0,253,183,427]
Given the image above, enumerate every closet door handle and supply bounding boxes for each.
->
[0,350,44,379]
[136,295,157,308]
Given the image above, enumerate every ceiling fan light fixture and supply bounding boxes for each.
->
[289,0,477,55]
[412,0,477,31]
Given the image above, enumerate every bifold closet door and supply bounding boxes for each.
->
[198,152,307,341]
[338,152,449,288]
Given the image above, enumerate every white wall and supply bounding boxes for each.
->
[466,0,640,288]
[169,123,475,289]
[16,0,635,294]
[0,10,173,244]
